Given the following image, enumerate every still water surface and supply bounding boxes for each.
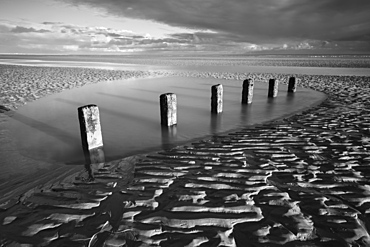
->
[8,77,325,169]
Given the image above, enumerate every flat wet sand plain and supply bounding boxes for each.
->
[1,57,370,246]
[2,56,370,76]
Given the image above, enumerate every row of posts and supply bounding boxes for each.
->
[78,77,297,164]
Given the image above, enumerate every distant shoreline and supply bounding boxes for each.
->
[1,53,370,69]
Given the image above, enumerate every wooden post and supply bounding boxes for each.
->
[78,104,105,165]
[160,93,177,126]
[288,77,297,93]
[268,79,278,98]
[211,84,223,114]
[242,79,254,104]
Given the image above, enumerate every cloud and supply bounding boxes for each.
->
[2,0,370,55]
[11,26,51,33]
[55,0,370,48]
[0,24,11,33]
[0,20,206,53]
[42,21,64,25]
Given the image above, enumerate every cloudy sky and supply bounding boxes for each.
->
[1,0,369,54]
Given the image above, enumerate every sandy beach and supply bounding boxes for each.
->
[1,58,370,246]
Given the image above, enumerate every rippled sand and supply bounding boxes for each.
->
[1,61,370,246]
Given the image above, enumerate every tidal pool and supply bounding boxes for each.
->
[8,76,325,171]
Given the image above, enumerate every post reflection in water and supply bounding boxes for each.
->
[240,104,253,124]
[286,92,295,103]
[161,125,178,150]
[84,161,105,181]
[210,113,222,134]
[265,97,276,117]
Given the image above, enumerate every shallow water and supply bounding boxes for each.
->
[6,77,325,179]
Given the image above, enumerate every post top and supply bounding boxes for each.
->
[212,84,223,87]
[78,104,98,111]
[160,92,176,97]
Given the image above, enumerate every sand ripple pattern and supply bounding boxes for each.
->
[0,65,152,110]
[1,65,370,246]
[0,157,136,246]
[119,122,370,246]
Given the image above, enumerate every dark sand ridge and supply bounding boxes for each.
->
[1,64,370,246]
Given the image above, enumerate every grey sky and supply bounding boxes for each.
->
[1,0,369,53]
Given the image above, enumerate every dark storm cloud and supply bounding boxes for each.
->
[11,26,51,33]
[56,0,370,46]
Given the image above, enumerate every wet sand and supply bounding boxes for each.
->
[1,61,370,246]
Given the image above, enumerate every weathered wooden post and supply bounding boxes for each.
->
[160,93,177,126]
[288,77,297,93]
[78,104,105,165]
[268,79,278,98]
[211,84,223,114]
[242,79,254,104]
